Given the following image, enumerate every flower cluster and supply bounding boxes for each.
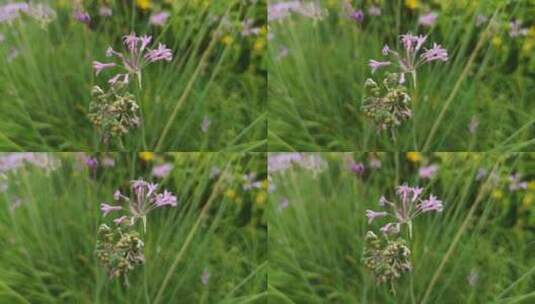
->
[100,178,178,231]
[366,184,444,237]
[0,2,56,24]
[95,224,144,285]
[88,86,140,144]
[93,32,173,88]
[268,1,326,22]
[362,231,412,290]
[361,73,412,131]
[369,33,448,83]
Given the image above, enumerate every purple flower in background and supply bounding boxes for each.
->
[367,5,381,17]
[201,116,211,133]
[85,156,98,169]
[421,43,449,63]
[152,163,174,179]
[366,210,388,223]
[100,203,122,216]
[99,6,112,17]
[349,161,365,176]
[350,9,364,23]
[368,59,391,73]
[74,10,90,24]
[150,11,170,27]
[419,164,438,179]
[418,12,438,27]
[268,1,324,22]
[0,3,29,23]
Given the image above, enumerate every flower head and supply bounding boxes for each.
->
[350,9,364,23]
[419,164,439,179]
[421,43,449,62]
[74,10,90,24]
[154,190,178,207]
[144,43,173,63]
[419,195,443,212]
[151,163,174,179]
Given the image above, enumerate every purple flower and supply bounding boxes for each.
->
[113,190,122,201]
[419,164,439,179]
[401,33,428,53]
[73,10,90,24]
[201,116,211,133]
[100,203,122,216]
[367,5,381,17]
[152,163,174,179]
[368,59,391,73]
[421,43,449,63]
[144,43,173,63]
[349,162,365,176]
[366,210,388,223]
[97,32,173,88]
[154,190,178,207]
[92,61,116,76]
[418,12,438,27]
[150,11,170,27]
[85,156,98,169]
[99,6,112,17]
[419,195,443,212]
[350,9,364,23]
[0,3,29,23]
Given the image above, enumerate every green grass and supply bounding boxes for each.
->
[267,0,535,151]
[268,152,535,303]
[0,152,267,303]
[0,1,267,151]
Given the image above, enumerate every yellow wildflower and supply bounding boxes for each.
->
[260,179,269,191]
[225,189,237,200]
[405,0,420,10]
[255,192,267,205]
[139,152,155,161]
[136,0,151,10]
[253,39,266,53]
[406,152,422,163]
[523,193,534,209]
[491,36,502,48]
[221,35,234,46]
[491,189,503,200]
[528,180,535,191]
[327,0,338,8]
